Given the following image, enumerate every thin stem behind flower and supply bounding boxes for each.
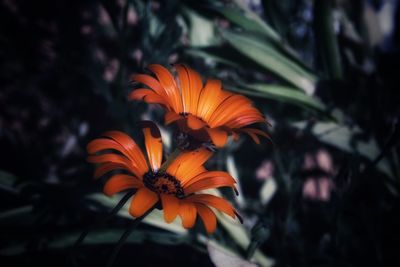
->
[73,191,134,248]
[159,148,181,173]
[105,204,157,267]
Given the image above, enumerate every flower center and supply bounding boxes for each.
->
[143,171,185,198]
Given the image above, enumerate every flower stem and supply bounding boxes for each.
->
[105,204,156,267]
[245,240,260,260]
[73,191,134,248]
[159,148,181,173]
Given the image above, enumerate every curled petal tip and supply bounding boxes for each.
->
[234,187,239,196]
[234,211,243,224]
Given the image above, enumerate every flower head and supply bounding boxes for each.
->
[87,121,239,233]
[129,64,269,148]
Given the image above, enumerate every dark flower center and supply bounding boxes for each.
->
[175,131,215,151]
[143,171,185,198]
[179,112,189,117]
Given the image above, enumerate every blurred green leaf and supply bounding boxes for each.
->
[216,0,312,71]
[0,206,33,222]
[0,170,18,191]
[314,0,343,80]
[148,10,165,39]
[226,84,326,113]
[0,230,188,256]
[261,0,288,36]
[246,222,270,260]
[207,189,275,267]
[226,155,245,208]
[185,48,240,67]
[221,30,317,94]
[183,8,218,47]
[55,229,187,248]
[259,178,277,205]
[88,193,187,234]
[217,7,280,43]
[207,241,258,267]
[88,191,274,266]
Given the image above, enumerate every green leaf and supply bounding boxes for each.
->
[314,0,343,80]
[217,7,280,42]
[206,189,275,267]
[0,206,33,222]
[88,190,274,266]
[0,230,188,256]
[185,49,240,67]
[259,178,277,205]
[226,84,326,113]
[87,193,187,234]
[54,229,187,248]
[0,170,18,191]
[217,0,311,72]
[183,8,217,47]
[207,241,258,267]
[221,30,317,94]
[226,155,245,207]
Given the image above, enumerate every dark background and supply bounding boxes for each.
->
[1,0,400,266]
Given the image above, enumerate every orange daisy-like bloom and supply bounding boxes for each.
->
[129,64,269,148]
[87,121,239,233]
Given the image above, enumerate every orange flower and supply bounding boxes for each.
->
[87,121,239,233]
[129,64,269,148]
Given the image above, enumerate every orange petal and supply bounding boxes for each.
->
[206,128,228,148]
[129,187,158,217]
[128,88,170,108]
[184,177,236,195]
[244,130,260,143]
[101,131,148,175]
[223,110,265,126]
[184,173,236,195]
[148,64,183,113]
[103,174,142,196]
[140,121,163,172]
[179,201,197,229]
[165,111,183,125]
[182,171,234,187]
[94,162,127,178]
[194,203,217,233]
[130,74,168,99]
[186,67,203,116]
[226,115,265,129]
[197,79,222,121]
[208,95,252,127]
[87,154,144,179]
[128,88,155,100]
[187,194,236,218]
[167,148,212,183]
[87,154,130,165]
[204,87,233,123]
[241,128,270,144]
[87,138,126,156]
[143,94,170,108]
[244,128,270,139]
[160,194,180,223]
[175,64,203,115]
[175,64,191,114]
[187,114,207,130]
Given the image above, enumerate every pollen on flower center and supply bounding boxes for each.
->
[143,171,185,198]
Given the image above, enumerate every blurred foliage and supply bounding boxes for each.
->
[1,0,400,267]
